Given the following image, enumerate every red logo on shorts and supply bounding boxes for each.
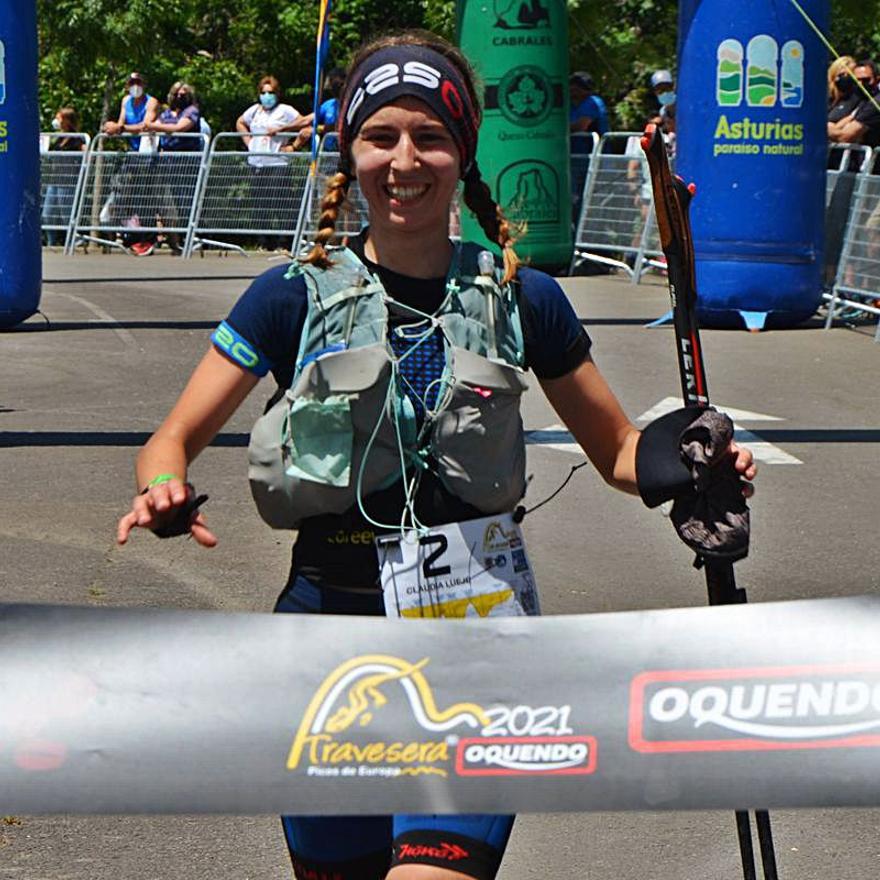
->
[398,842,469,861]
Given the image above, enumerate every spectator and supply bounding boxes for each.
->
[317,68,345,148]
[827,55,859,123]
[146,82,203,254]
[569,71,608,226]
[660,102,676,156]
[42,107,86,246]
[296,67,346,152]
[825,57,864,282]
[624,112,674,259]
[149,81,201,150]
[104,72,159,152]
[236,76,308,251]
[828,59,880,147]
[103,73,160,256]
[569,71,609,142]
[650,69,676,114]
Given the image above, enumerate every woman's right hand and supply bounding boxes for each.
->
[116,478,217,547]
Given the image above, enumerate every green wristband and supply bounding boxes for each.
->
[142,473,181,492]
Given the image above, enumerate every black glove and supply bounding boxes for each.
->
[637,407,750,561]
[143,483,209,539]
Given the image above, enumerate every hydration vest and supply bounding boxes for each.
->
[247,242,529,530]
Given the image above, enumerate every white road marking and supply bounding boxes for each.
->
[733,430,803,465]
[636,396,783,423]
[47,290,137,347]
[525,424,583,455]
[636,397,802,465]
[528,397,803,465]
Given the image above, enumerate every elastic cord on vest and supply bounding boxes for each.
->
[512,463,588,524]
[355,294,452,536]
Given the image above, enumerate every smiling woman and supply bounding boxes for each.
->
[116,28,757,880]
[350,97,461,261]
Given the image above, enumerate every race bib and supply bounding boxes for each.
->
[377,513,540,619]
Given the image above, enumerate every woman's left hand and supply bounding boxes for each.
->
[728,440,757,499]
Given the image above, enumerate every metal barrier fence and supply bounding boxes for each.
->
[826,164,880,340]
[570,132,653,279]
[39,132,90,250]
[69,132,208,254]
[570,132,600,226]
[824,144,873,287]
[33,129,880,336]
[293,149,369,255]
[187,133,313,256]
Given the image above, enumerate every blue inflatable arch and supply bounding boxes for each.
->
[0,1,40,329]
[677,0,829,329]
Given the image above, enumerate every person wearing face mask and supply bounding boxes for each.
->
[42,107,87,246]
[827,56,859,121]
[103,73,162,255]
[649,69,677,114]
[143,82,203,253]
[828,59,880,148]
[827,55,861,136]
[823,57,863,282]
[236,76,309,251]
[149,81,202,151]
[104,72,160,152]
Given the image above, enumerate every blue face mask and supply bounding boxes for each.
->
[658,91,677,107]
[259,92,278,110]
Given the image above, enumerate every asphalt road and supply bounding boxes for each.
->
[1,251,878,879]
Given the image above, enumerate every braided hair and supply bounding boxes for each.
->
[302,31,521,284]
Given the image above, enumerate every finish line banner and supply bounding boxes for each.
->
[2,597,880,814]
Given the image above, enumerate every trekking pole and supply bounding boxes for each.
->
[640,123,779,880]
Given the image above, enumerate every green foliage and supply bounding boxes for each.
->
[36,0,880,135]
[831,0,880,61]
[37,0,430,133]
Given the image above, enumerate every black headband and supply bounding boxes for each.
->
[338,45,480,177]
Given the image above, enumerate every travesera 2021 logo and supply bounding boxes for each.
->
[287,654,596,778]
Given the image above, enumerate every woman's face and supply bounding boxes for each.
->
[351,97,460,238]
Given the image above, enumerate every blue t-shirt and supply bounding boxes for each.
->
[318,97,339,127]
[124,93,152,151]
[318,98,340,150]
[213,253,590,388]
[158,105,202,151]
[570,94,609,136]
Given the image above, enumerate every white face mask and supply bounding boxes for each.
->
[51,117,62,131]
[129,85,144,99]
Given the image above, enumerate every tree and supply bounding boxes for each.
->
[37,0,880,134]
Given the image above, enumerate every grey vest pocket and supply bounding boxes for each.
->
[432,347,529,512]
